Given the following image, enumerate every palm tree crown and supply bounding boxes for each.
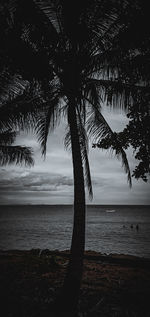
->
[0,0,137,188]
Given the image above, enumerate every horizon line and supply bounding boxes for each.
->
[0,204,150,207]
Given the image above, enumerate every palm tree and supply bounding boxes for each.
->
[0,128,34,166]
[0,0,149,315]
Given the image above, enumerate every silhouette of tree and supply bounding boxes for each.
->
[95,92,150,182]
[0,0,149,315]
[125,95,150,181]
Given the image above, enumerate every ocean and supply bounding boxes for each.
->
[0,205,150,258]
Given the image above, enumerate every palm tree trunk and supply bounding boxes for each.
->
[54,101,86,316]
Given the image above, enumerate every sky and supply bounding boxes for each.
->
[0,107,150,205]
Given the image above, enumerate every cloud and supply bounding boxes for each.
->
[0,169,73,193]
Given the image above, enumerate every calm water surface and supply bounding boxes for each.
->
[0,205,150,258]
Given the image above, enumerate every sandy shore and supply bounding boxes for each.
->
[0,249,150,316]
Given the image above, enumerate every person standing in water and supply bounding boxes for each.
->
[136,224,139,231]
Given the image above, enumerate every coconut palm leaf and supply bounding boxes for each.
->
[76,108,93,199]
[0,71,28,103]
[35,95,61,155]
[0,92,38,131]
[0,80,54,131]
[0,0,56,81]
[88,50,150,84]
[0,129,16,145]
[87,78,150,109]
[35,0,62,34]
[0,127,34,166]
[0,144,34,166]
[83,81,132,186]
[87,108,132,187]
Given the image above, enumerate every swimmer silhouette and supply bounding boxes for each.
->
[136,224,139,231]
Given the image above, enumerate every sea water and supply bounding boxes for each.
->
[0,205,150,258]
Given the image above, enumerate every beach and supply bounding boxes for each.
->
[0,249,150,317]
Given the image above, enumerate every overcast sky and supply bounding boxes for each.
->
[0,107,150,205]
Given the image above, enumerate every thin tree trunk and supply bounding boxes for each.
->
[54,101,86,316]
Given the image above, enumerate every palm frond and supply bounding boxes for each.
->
[82,0,130,56]
[0,81,53,131]
[0,71,28,103]
[35,0,61,34]
[83,80,102,109]
[0,130,16,145]
[76,108,93,199]
[0,0,56,82]
[0,145,34,166]
[35,96,61,156]
[86,46,123,78]
[0,95,37,131]
[87,108,112,141]
[87,106,132,187]
[87,78,150,110]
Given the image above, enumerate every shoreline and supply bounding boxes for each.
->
[1,204,150,206]
[1,249,150,316]
[1,248,150,268]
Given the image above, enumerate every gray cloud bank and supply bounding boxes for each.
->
[0,170,73,192]
[0,110,150,205]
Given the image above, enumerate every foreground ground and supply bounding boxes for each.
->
[0,249,150,317]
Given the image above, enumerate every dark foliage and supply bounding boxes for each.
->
[0,128,34,166]
[92,0,150,181]
[97,92,150,182]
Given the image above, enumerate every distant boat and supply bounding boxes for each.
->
[106,209,116,213]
